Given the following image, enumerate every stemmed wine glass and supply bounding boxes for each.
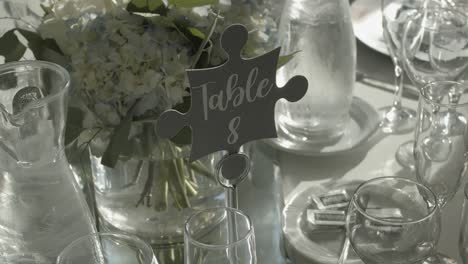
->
[397,6,468,168]
[414,81,468,207]
[380,0,422,134]
[346,177,455,264]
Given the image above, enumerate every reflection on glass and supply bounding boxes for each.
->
[57,232,158,264]
[379,0,421,134]
[414,81,468,207]
[184,207,256,264]
[459,184,468,264]
[397,6,468,168]
[346,177,454,264]
[275,0,356,145]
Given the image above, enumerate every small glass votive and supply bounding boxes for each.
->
[56,232,158,264]
[184,207,257,264]
[460,184,468,263]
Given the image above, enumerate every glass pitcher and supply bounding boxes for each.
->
[275,0,356,145]
[0,61,95,263]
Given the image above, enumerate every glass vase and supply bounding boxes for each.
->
[89,129,223,263]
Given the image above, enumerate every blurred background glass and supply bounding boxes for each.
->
[57,232,157,264]
[459,184,468,264]
[379,0,421,134]
[184,207,256,264]
[396,6,468,168]
[345,177,452,264]
[414,81,468,207]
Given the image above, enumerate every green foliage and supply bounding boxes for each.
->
[148,0,164,10]
[65,107,85,146]
[0,30,27,62]
[168,0,219,8]
[0,28,67,65]
[127,0,219,12]
[101,116,132,168]
[132,0,151,8]
[127,0,167,14]
[187,27,205,40]
[190,11,219,68]
[0,1,299,169]
[277,51,301,69]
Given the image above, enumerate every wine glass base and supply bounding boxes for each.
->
[379,105,417,134]
[395,140,415,169]
[421,253,458,264]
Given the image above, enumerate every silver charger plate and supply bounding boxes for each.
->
[351,0,389,56]
[283,181,364,264]
[267,97,380,156]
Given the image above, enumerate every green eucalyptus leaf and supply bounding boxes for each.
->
[101,116,132,168]
[16,29,67,67]
[41,47,68,67]
[148,16,177,29]
[17,29,43,52]
[127,0,168,14]
[148,0,164,10]
[187,27,205,39]
[277,51,300,69]
[0,29,27,62]
[65,107,85,146]
[169,0,219,8]
[131,0,147,8]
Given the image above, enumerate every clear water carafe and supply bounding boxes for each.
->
[275,0,356,145]
[0,61,95,263]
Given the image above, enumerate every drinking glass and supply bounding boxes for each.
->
[414,81,468,207]
[398,6,468,168]
[184,207,256,264]
[380,0,421,134]
[346,176,454,264]
[460,183,468,264]
[56,232,158,264]
[275,0,356,146]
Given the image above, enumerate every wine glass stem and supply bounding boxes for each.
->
[392,63,404,109]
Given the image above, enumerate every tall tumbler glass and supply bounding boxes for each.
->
[56,232,158,264]
[414,81,468,207]
[275,0,356,147]
[184,207,256,264]
[460,183,468,264]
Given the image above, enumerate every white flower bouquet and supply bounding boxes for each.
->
[0,0,290,212]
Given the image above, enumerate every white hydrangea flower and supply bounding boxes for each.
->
[94,102,121,125]
[38,0,280,128]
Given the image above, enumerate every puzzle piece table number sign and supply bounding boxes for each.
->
[156,24,308,209]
